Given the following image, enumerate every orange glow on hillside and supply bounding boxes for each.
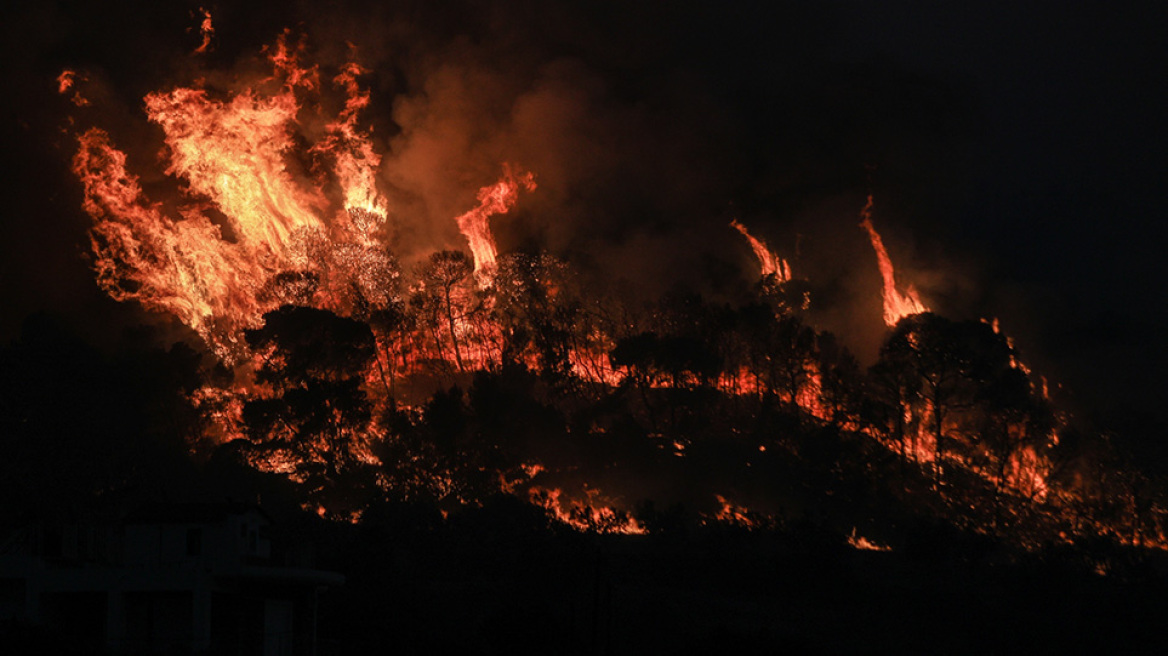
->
[847,528,892,551]
[529,486,646,534]
[63,23,1144,551]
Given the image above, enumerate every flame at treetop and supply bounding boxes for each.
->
[70,31,532,359]
[730,219,791,282]
[313,59,388,224]
[145,86,326,256]
[859,195,928,327]
[455,165,537,279]
[529,487,646,535]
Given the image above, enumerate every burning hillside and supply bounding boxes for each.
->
[53,19,1168,557]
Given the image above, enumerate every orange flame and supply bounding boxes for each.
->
[985,317,1032,375]
[312,59,388,225]
[145,86,325,255]
[70,36,423,357]
[708,495,772,529]
[730,219,791,281]
[455,166,536,278]
[858,195,927,327]
[847,528,892,551]
[74,128,265,349]
[57,69,76,95]
[57,69,89,107]
[193,7,214,54]
[67,25,1098,543]
[529,486,646,534]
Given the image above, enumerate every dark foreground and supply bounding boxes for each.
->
[5,497,1168,655]
[321,501,1168,655]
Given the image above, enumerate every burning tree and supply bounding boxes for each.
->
[872,313,1058,498]
[859,195,928,327]
[54,20,1168,557]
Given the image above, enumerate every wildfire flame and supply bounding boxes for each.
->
[61,22,1146,553]
[529,486,646,534]
[312,60,388,224]
[193,7,214,54]
[75,128,263,345]
[847,528,892,552]
[858,195,927,327]
[57,69,89,107]
[730,219,791,281]
[69,32,533,359]
[708,495,773,529]
[57,69,76,95]
[145,87,326,255]
[454,165,537,279]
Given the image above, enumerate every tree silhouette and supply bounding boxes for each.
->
[492,253,575,381]
[414,250,475,372]
[241,306,379,515]
[878,313,979,480]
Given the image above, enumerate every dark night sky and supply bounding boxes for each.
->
[1,1,1165,430]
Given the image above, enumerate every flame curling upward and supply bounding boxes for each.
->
[69,35,487,357]
[858,195,927,327]
[730,219,791,281]
[455,166,537,277]
[75,128,264,346]
[312,60,387,223]
[145,87,326,255]
[193,7,214,54]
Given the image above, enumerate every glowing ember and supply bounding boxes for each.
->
[858,195,927,327]
[985,317,1032,375]
[847,528,892,551]
[707,495,772,529]
[454,166,537,279]
[529,486,646,534]
[730,219,791,281]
